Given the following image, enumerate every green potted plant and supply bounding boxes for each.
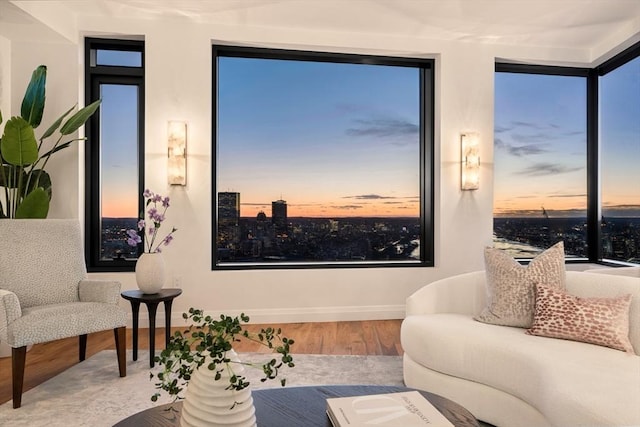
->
[0,65,101,218]
[151,308,295,426]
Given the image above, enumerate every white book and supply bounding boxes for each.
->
[326,390,455,426]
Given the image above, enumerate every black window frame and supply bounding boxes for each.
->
[212,45,434,270]
[495,41,640,265]
[84,37,145,272]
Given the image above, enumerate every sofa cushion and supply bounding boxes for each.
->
[527,283,634,353]
[5,302,127,347]
[402,313,640,427]
[475,241,566,328]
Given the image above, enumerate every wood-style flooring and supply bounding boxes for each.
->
[0,320,403,406]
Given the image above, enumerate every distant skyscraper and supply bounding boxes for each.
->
[218,192,241,251]
[218,192,240,227]
[272,199,288,236]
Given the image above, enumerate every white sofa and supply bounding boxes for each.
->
[401,270,640,427]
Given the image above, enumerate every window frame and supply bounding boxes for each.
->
[84,38,145,272]
[211,45,434,270]
[595,42,640,265]
[494,41,640,266]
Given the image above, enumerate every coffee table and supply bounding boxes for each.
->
[114,384,479,426]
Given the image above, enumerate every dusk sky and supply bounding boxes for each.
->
[100,84,139,218]
[98,52,638,220]
[494,56,639,218]
[216,56,421,218]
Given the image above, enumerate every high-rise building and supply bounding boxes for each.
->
[272,199,288,236]
[218,192,240,227]
[218,192,241,250]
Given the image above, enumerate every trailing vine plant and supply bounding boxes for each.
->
[151,308,295,404]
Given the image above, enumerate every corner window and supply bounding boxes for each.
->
[494,65,588,259]
[85,38,145,271]
[213,46,434,269]
[494,42,640,266]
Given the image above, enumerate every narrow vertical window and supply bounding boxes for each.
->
[85,38,145,271]
[600,55,640,264]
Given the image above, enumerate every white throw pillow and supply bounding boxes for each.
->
[474,241,566,328]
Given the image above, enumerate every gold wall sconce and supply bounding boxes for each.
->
[461,132,480,190]
[168,121,187,186]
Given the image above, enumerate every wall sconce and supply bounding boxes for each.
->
[168,121,187,186]
[461,132,480,190]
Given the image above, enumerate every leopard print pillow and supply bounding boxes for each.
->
[526,283,634,354]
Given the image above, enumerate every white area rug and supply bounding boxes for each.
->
[0,351,403,427]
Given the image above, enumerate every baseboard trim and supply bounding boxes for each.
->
[125,305,406,328]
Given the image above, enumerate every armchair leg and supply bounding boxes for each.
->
[114,327,126,377]
[12,346,27,409]
[79,334,87,361]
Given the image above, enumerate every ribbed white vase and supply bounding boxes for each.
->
[135,253,166,294]
[180,349,257,427]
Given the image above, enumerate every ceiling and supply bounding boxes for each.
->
[2,0,640,58]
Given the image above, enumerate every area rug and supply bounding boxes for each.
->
[0,350,403,427]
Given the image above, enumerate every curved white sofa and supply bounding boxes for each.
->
[401,270,640,427]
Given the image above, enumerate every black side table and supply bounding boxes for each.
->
[121,288,183,367]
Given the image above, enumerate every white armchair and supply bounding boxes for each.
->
[0,219,127,408]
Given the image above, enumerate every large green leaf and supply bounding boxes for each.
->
[15,187,49,218]
[60,99,101,135]
[39,140,74,159]
[26,169,52,199]
[41,105,75,140]
[20,65,47,128]
[0,117,38,166]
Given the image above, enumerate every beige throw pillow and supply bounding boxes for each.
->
[475,241,566,328]
[526,283,634,353]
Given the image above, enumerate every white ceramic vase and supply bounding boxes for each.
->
[135,252,166,294]
[180,349,257,427]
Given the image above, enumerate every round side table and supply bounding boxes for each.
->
[121,288,182,367]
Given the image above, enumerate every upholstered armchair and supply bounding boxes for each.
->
[0,219,127,408]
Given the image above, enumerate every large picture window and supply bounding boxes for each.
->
[213,46,433,269]
[85,38,145,271]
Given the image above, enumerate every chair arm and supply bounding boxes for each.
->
[0,289,22,341]
[79,280,122,304]
[405,271,487,316]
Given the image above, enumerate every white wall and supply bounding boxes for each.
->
[6,14,618,326]
[0,36,10,128]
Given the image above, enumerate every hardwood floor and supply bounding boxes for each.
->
[0,320,402,406]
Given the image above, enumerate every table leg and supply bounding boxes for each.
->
[147,302,159,368]
[129,300,141,361]
[163,299,175,348]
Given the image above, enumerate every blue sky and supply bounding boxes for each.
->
[494,56,639,218]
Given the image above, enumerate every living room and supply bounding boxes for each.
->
[0,1,639,426]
